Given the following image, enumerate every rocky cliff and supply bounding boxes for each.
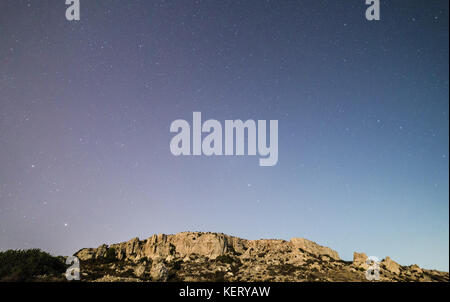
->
[74,232,448,282]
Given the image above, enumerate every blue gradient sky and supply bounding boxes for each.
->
[0,0,448,271]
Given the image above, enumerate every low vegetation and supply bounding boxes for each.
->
[0,249,67,282]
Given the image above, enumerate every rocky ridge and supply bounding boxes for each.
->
[74,232,449,282]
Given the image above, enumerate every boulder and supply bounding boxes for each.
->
[150,262,168,282]
[134,264,147,277]
[352,252,368,269]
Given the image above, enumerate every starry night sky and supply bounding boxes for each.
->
[0,0,448,270]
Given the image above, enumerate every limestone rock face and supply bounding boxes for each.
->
[75,232,342,263]
[290,238,340,260]
[353,252,368,269]
[410,264,423,274]
[75,248,96,261]
[95,244,108,258]
[170,232,229,259]
[76,232,237,261]
[72,232,449,282]
[382,256,401,275]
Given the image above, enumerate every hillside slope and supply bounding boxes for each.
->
[73,232,449,282]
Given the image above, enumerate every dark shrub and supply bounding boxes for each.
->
[172,260,183,270]
[215,255,235,264]
[104,248,117,263]
[137,257,149,264]
[0,249,66,282]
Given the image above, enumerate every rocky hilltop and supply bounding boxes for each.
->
[74,232,448,282]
